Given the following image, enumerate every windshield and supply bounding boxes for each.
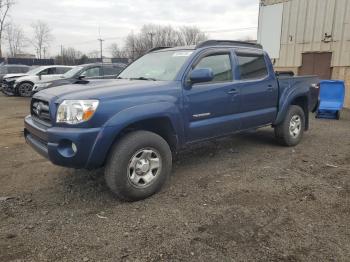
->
[118,50,193,81]
[63,66,84,78]
[26,66,45,75]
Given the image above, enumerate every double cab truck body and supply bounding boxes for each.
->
[24,40,319,201]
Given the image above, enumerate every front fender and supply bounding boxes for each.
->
[85,102,183,168]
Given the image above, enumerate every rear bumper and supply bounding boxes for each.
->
[24,115,103,169]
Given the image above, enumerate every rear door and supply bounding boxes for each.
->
[234,50,278,129]
[183,49,241,142]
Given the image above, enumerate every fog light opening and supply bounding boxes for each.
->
[57,139,78,158]
[71,143,77,153]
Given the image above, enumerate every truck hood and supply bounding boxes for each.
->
[35,79,176,101]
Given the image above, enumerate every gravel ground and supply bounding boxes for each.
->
[0,93,349,262]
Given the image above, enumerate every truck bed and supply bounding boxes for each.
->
[277,75,320,112]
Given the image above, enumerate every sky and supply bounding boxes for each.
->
[7,0,259,57]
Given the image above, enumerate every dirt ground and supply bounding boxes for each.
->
[0,92,349,262]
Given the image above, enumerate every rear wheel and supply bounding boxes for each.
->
[105,131,172,201]
[275,105,305,146]
[18,82,33,97]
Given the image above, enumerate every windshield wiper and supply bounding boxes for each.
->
[130,77,157,81]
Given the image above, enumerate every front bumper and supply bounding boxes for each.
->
[2,80,16,95]
[24,115,103,169]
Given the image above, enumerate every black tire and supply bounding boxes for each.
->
[336,111,341,120]
[105,130,172,201]
[18,82,33,97]
[274,105,305,146]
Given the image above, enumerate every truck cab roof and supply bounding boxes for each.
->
[149,40,263,53]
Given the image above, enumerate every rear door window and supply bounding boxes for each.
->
[236,52,268,80]
[56,67,71,74]
[8,67,27,73]
[47,67,57,75]
[0,67,7,74]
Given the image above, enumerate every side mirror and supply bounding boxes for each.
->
[77,75,86,80]
[189,68,214,84]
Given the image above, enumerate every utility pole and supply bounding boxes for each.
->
[98,38,104,62]
[43,47,47,59]
[148,32,155,48]
[61,45,64,65]
[132,41,135,61]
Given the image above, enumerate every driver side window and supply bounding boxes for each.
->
[81,67,101,78]
[193,53,233,83]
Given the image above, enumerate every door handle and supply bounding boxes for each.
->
[267,85,274,91]
[227,88,239,94]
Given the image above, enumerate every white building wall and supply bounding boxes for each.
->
[261,0,350,67]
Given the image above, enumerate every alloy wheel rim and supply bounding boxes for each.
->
[127,148,161,188]
[289,115,301,138]
[20,83,33,96]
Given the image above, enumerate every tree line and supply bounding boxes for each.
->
[0,1,208,64]
[113,24,208,60]
[0,0,52,59]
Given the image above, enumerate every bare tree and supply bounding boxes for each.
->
[5,23,26,57]
[0,0,14,57]
[124,32,136,60]
[57,47,82,65]
[31,20,52,59]
[123,24,208,60]
[123,24,177,60]
[177,26,208,45]
[109,43,126,58]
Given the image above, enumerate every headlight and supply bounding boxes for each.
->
[35,82,51,89]
[56,100,99,124]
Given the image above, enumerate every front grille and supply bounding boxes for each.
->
[31,98,51,125]
[2,79,15,93]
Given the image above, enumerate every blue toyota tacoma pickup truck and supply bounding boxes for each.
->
[24,40,319,201]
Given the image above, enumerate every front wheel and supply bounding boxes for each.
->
[105,131,172,201]
[18,82,34,97]
[274,105,305,146]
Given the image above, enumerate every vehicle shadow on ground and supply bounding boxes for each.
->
[59,128,280,203]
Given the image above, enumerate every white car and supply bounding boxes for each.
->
[2,65,74,96]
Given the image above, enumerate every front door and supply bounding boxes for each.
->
[183,50,241,142]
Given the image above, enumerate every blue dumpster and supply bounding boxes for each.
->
[316,80,345,120]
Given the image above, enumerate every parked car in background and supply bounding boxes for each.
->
[32,63,126,94]
[25,40,320,201]
[0,64,30,83]
[2,65,74,96]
